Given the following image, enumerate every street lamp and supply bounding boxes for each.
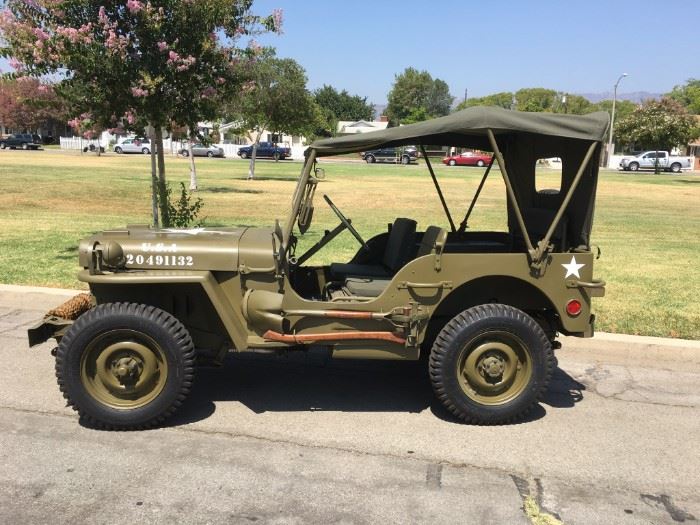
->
[607,73,628,167]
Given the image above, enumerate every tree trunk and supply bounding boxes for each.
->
[654,149,660,175]
[149,127,159,227]
[247,129,264,180]
[188,137,197,190]
[155,127,169,227]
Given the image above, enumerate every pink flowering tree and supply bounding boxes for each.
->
[0,0,282,226]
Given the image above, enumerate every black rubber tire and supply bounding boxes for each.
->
[477,160,485,167]
[240,151,248,159]
[429,304,554,425]
[448,159,456,166]
[114,147,122,154]
[55,303,196,430]
[365,155,375,164]
[629,162,639,172]
[207,151,214,158]
[273,151,280,161]
[401,155,410,165]
[181,150,189,157]
[670,162,681,173]
[142,147,150,154]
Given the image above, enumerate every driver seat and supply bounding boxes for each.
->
[329,218,417,280]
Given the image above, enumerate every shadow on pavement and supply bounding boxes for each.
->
[169,350,585,428]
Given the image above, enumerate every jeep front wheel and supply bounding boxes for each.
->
[429,304,554,424]
[55,303,195,429]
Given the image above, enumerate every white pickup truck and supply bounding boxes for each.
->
[619,150,692,173]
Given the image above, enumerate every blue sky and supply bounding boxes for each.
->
[251,0,699,104]
[2,0,697,105]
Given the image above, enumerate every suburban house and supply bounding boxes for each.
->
[336,118,389,135]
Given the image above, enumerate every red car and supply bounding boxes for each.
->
[442,151,493,167]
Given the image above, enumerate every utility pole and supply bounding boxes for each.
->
[606,73,628,167]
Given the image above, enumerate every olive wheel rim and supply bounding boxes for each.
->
[456,330,533,405]
[80,328,168,409]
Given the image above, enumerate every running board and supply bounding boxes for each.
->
[262,330,406,345]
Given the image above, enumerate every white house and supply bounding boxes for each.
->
[336,119,389,135]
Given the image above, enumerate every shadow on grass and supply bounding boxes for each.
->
[167,352,583,428]
[231,176,299,182]
[200,186,264,194]
[55,245,79,261]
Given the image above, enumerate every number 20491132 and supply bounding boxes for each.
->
[125,254,194,267]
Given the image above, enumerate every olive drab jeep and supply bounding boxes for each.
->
[29,106,609,429]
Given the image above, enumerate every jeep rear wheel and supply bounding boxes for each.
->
[55,303,195,429]
[429,304,554,424]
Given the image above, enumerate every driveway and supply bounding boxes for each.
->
[1,286,698,524]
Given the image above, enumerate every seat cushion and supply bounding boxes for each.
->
[344,277,390,297]
[329,263,389,279]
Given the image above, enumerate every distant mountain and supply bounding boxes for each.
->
[578,91,663,103]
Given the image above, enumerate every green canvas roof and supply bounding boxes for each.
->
[308,106,610,156]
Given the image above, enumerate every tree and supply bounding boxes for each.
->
[232,56,317,179]
[0,77,65,134]
[312,84,374,137]
[386,67,453,125]
[587,99,636,121]
[0,0,281,226]
[456,92,514,111]
[667,79,700,115]
[616,98,699,173]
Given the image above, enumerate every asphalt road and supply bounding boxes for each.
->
[1,286,699,524]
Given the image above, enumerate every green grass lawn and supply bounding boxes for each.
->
[1,149,698,339]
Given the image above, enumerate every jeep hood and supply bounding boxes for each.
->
[79,226,248,272]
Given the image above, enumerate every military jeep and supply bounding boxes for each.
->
[29,106,609,429]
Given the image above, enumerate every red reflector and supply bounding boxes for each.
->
[566,299,582,317]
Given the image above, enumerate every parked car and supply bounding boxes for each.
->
[618,150,692,173]
[442,151,492,167]
[362,147,417,164]
[237,142,290,160]
[113,138,151,154]
[0,133,42,150]
[179,144,225,158]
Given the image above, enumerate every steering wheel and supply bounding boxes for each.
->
[323,194,370,251]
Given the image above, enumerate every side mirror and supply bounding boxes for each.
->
[314,167,326,180]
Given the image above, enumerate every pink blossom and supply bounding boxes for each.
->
[157,41,168,51]
[67,117,81,130]
[272,8,283,34]
[8,57,23,70]
[125,111,136,125]
[126,0,143,14]
[216,77,226,85]
[33,27,49,41]
[168,50,180,62]
[201,87,216,98]
[37,84,50,93]
[98,6,108,25]
[131,86,149,97]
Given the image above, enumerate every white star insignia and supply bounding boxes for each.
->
[562,255,585,279]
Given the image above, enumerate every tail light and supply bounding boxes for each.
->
[566,299,582,317]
